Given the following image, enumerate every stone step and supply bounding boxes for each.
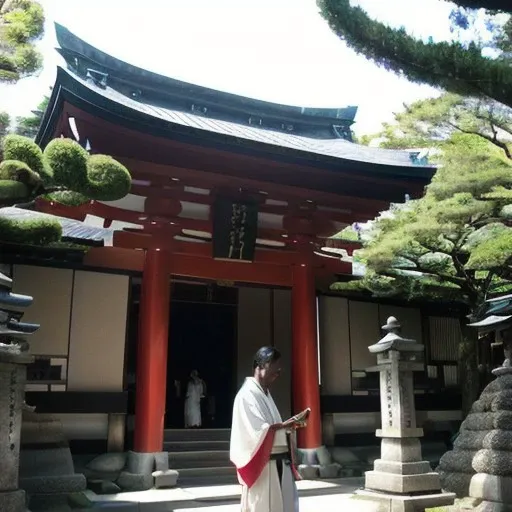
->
[177,465,237,479]
[178,474,239,488]
[164,428,231,443]
[169,450,231,470]
[164,440,230,452]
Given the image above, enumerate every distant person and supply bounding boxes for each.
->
[230,346,310,512]
[184,370,206,428]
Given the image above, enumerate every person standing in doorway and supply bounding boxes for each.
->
[184,370,206,428]
[230,346,309,512]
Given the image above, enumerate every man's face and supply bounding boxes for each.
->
[260,360,281,388]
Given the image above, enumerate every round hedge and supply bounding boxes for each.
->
[45,190,90,207]
[0,179,28,200]
[43,138,89,190]
[86,154,131,200]
[0,159,42,190]
[43,139,131,200]
[0,216,62,246]
[2,134,47,179]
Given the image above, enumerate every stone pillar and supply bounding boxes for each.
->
[291,263,322,451]
[356,316,455,512]
[134,249,170,453]
[0,271,38,512]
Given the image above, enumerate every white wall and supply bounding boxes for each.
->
[67,271,129,391]
[12,266,129,394]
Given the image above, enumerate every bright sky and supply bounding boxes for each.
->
[0,0,459,135]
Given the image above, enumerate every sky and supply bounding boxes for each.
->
[0,0,461,136]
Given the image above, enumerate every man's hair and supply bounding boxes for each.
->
[253,346,281,370]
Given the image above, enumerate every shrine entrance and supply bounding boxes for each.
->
[165,281,238,429]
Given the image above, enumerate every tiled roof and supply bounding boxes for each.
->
[68,68,432,169]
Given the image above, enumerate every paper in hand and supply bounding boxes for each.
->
[292,407,311,423]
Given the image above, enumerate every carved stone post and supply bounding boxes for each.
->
[356,316,455,512]
[0,271,38,512]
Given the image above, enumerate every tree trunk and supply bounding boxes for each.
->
[458,317,480,418]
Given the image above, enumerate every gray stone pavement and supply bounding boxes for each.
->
[84,477,367,511]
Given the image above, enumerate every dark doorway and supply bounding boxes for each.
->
[165,282,237,429]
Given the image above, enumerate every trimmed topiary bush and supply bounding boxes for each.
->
[2,134,47,178]
[86,154,131,201]
[0,134,132,245]
[43,137,89,190]
[0,216,61,245]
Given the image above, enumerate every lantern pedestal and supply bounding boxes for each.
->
[355,317,455,512]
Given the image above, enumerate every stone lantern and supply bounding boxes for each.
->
[0,271,38,512]
[356,316,455,511]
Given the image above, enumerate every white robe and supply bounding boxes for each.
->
[184,379,204,427]
[230,378,299,512]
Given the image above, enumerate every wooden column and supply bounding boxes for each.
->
[134,249,170,452]
[291,262,322,449]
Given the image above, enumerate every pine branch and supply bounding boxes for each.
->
[318,0,512,108]
[449,0,512,12]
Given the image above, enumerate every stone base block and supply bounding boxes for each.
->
[87,479,121,495]
[471,473,512,504]
[126,451,155,475]
[116,471,153,492]
[0,489,26,512]
[374,459,432,475]
[153,469,179,488]
[319,462,341,479]
[381,438,422,462]
[365,470,441,494]
[356,489,456,512]
[298,464,320,480]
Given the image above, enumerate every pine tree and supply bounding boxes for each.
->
[0,0,44,82]
[334,112,512,413]
[318,0,512,108]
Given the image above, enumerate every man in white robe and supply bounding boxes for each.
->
[230,346,303,512]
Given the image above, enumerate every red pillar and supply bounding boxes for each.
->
[134,249,170,453]
[291,263,322,449]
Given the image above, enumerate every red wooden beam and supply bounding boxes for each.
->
[113,231,297,266]
[83,246,292,286]
[121,157,388,215]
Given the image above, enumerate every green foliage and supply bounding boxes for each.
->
[0,0,44,83]
[362,94,512,169]
[0,179,27,199]
[15,95,49,138]
[332,225,360,242]
[44,138,89,190]
[2,133,47,178]
[0,215,61,245]
[43,139,132,200]
[0,111,10,139]
[333,132,512,307]
[0,158,42,190]
[0,135,132,246]
[86,154,131,200]
[317,0,512,108]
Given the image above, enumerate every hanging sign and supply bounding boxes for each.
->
[212,198,258,262]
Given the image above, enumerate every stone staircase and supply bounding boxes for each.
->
[164,428,237,486]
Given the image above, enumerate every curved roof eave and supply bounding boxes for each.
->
[37,67,435,182]
[54,23,358,125]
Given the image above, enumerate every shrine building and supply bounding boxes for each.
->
[0,24,464,469]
